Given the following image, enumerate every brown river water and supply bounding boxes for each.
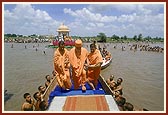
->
[3,42,165,111]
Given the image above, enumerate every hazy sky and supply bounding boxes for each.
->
[3,2,165,38]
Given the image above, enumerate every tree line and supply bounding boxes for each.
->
[93,33,164,43]
[4,33,164,43]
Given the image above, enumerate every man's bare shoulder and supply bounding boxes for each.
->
[21,102,32,110]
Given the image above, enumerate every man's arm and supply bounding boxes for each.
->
[88,62,103,69]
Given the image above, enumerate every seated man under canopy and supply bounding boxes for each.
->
[53,41,72,90]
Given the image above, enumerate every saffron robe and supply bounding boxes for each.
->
[69,47,88,89]
[54,48,71,89]
[87,49,103,87]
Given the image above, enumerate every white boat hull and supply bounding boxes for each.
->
[101,57,112,70]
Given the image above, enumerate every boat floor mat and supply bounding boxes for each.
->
[62,95,109,111]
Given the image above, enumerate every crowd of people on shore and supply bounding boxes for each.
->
[106,75,149,111]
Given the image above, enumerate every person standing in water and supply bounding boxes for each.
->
[21,93,35,111]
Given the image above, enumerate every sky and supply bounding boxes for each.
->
[3,2,165,38]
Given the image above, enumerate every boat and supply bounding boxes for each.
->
[101,56,112,70]
[46,40,75,48]
[47,23,75,48]
[41,74,119,111]
[52,40,75,46]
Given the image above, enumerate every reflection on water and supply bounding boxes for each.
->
[3,42,164,111]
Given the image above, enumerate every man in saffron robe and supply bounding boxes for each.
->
[68,39,88,91]
[87,43,103,89]
[54,41,72,89]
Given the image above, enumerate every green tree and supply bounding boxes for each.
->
[138,34,143,41]
[133,35,137,41]
[123,35,127,40]
[11,34,17,37]
[97,33,107,42]
[111,34,120,41]
[144,36,151,41]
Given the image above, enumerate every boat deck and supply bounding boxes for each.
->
[47,81,119,111]
[48,95,119,111]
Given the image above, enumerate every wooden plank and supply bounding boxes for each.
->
[42,76,57,102]
[98,75,114,96]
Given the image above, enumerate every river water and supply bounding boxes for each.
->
[3,42,165,111]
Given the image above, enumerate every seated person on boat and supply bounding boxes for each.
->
[104,50,112,62]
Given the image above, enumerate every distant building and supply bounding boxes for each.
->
[56,23,72,41]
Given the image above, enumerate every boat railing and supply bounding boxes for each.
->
[41,76,57,102]
[98,75,114,96]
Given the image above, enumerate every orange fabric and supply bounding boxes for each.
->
[54,48,71,89]
[69,47,88,89]
[87,49,103,86]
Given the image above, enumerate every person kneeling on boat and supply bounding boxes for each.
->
[86,43,103,89]
[54,41,72,90]
[69,39,88,91]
